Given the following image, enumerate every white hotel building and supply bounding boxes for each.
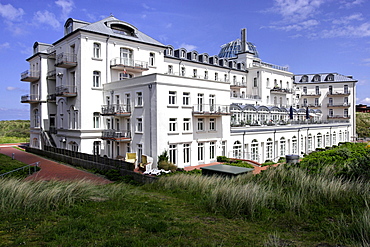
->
[21,16,357,168]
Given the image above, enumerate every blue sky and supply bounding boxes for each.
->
[1,0,370,120]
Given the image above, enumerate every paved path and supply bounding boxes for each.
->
[0,144,112,184]
[184,161,278,174]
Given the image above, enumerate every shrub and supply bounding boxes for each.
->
[158,160,177,172]
[217,156,230,162]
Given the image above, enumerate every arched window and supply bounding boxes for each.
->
[266,138,273,160]
[280,137,286,156]
[317,133,322,148]
[251,139,259,162]
[308,134,313,152]
[233,141,242,159]
[292,136,298,154]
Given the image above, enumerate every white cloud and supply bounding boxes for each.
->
[0,42,10,50]
[340,0,365,9]
[0,3,24,21]
[359,97,370,105]
[332,13,363,25]
[322,22,370,38]
[55,0,74,19]
[179,43,197,51]
[34,10,60,29]
[6,86,18,91]
[267,19,319,31]
[272,0,325,21]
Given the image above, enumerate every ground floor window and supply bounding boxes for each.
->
[93,141,101,156]
[233,141,242,159]
[210,142,216,160]
[198,143,204,161]
[169,144,177,165]
[266,139,273,160]
[183,143,190,164]
[251,139,259,162]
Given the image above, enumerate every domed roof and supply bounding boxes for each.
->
[218,39,259,59]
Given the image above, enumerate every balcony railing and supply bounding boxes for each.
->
[230,81,247,88]
[21,94,42,103]
[302,104,321,108]
[47,94,56,102]
[327,103,351,107]
[251,61,289,71]
[101,104,131,116]
[101,129,131,141]
[270,87,293,94]
[110,57,149,71]
[55,53,77,68]
[327,91,351,96]
[192,104,231,116]
[55,85,77,97]
[301,92,321,97]
[20,70,40,82]
[47,70,56,80]
[327,115,350,119]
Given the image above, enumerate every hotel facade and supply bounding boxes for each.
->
[21,16,357,168]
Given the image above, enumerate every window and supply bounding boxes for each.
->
[33,109,39,127]
[168,65,173,74]
[251,139,259,162]
[315,98,319,106]
[198,143,204,161]
[197,118,204,131]
[303,98,307,107]
[183,144,190,164]
[329,109,333,117]
[181,67,186,76]
[292,136,298,154]
[119,72,132,80]
[197,93,204,111]
[308,134,313,152]
[209,118,216,131]
[329,85,333,94]
[137,144,142,163]
[136,118,143,132]
[120,48,133,64]
[344,85,349,94]
[169,144,177,164]
[93,112,100,128]
[317,133,322,148]
[266,138,273,160]
[183,92,190,106]
[233,76,237,83]
[315,86,320,95]
[93,141,101,156]
[210,142,216,160]
[93,43,101,58]
[224,74,228,82]
[169,118,177,132]
[253,77,257,87]
[209,94,215,111]
[204,71,208,79]
[136,92,143,106]
[169,91,176,105]
[280,137,286,156]
[149,52,155,66]
[222,141,226,156]
[344,97,348,105]
[344,109,349,118]
[214,73,218,81]
[93,71,100,87]
[183,118,190,131]
[303,86,307,94]
[193,69,197,78]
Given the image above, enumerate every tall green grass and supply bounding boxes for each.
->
[151,165,370,245]
[0,178,108,212]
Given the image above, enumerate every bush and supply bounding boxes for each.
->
[217,156,230,162]
[158,160,177,172]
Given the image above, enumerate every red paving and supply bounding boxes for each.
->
[0,144,112,184]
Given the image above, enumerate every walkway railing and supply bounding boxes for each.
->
[0,162,39,178]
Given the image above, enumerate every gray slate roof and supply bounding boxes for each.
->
[294,73,356,83]
[78,16,165,47]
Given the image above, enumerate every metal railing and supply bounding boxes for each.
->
[21,70,40,80]
[56,85,77,95]
[56,53,77,65]
[0,162,39,178]
[102,129,131,139]
[192,104,230,114]
[21,94,40,102]
[101,104,131,115]
[110,57,148,69]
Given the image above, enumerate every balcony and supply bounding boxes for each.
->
[192,104,231,116]
[101,104,131,116]
[302,104,321,108]
[327,91,350,96]
[327,103,351,108]
[20,70,40,82]
[301,92,321,97]
[47,94,56,102]
[230,81,246,88]
[327,115,350,119]
[270,87,293,94]
[101,129,131,142]
[21,94,43,103]
[47,70,56,80]
[110,57,149,72]
[55,85,77,97]
[55,53,77,68]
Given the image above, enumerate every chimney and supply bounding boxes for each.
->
[241,28,247,53]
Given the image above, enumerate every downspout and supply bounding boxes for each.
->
[297,128,300,155]
[306,127,309,153]
[106,35,110,85]
[148,83,153,157]
[242,131,245,159]
[273,129,276,162]
[330,127,332,146]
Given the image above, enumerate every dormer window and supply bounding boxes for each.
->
[301,75,308,82]
[326,74,334,81]
[313,74,321,82]
[111,24,135,36]
[66,21,72,34]
[181,50,186,58]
